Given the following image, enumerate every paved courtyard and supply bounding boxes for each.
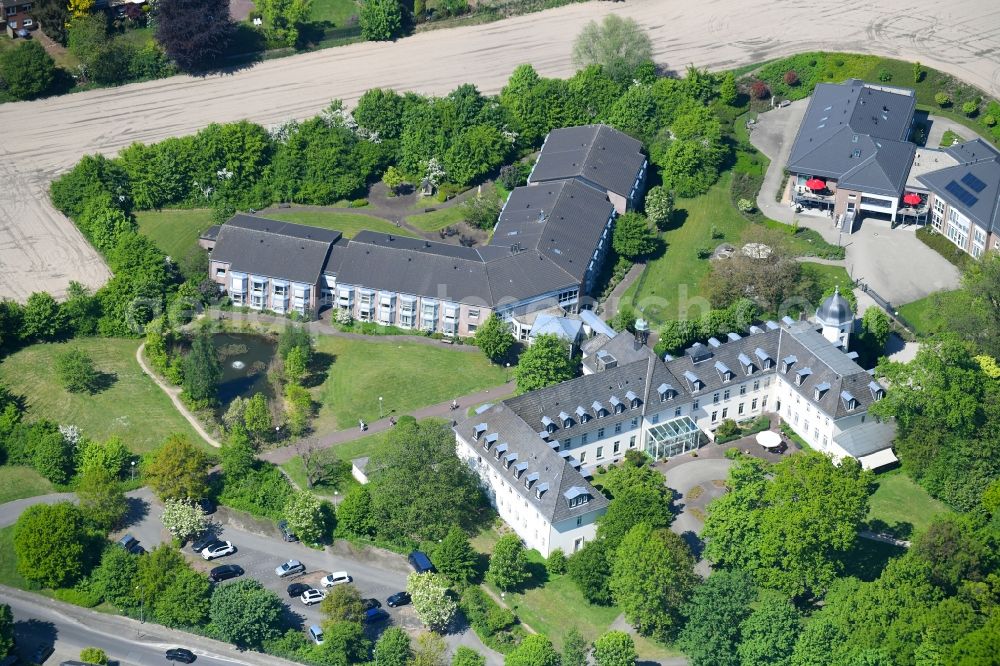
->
[749,100,961,305]
[0,0,997,300]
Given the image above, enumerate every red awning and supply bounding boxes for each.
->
[903,192,922,206]
[805,178,826,191]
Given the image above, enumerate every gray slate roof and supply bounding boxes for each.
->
[529,125,645,199]
[787,80,917,197]
[211,214,341,284]
[917,139,1000,234]
[455,402,608,524]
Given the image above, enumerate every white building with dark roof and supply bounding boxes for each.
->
[456,300,896,553]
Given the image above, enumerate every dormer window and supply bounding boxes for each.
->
[868,381,885,401]
[715,361,733,382]
[738,353,755,375]
[840,390,857,411]
[575,406,588,423]
[473,423,487,440]
[559,411,572,428]
[514,461,528,479]
[524,472,539,489]
[609,396,623,413]
[625,391,639,408]
[483,433,498,450]
[657,383,674,402]
[813,382,831,401]
[781,355,797,374]
[755,347,772,369]
[795,367,812,386]
[541,415,555,433]
[535,482,549,499]
[503,453,517,469]
[494,442,508,460]
[683,370,703,392]
[592,401,607,418]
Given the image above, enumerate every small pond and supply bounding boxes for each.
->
[213,332,277,406]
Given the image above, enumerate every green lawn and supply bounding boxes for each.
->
[311,337,507,430]
[800,262,855,298]
[280,454,359,498]
[136,208,215,261]
[866,470,949,537]
[940,129,965,148]
[0,525,31,589]
[0,466,55,505]
[897,290,962,337]
[265,210,418,239]
[307,0,358,25]
[0,339,204,453]
[406,206,468,232]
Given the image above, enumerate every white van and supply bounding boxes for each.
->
[308,625,324,645]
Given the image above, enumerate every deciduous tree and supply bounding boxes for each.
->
[22,292,65,341]
[567,539,613,605]
[359,0,403,41]
[486,534,529,592]
[155,0,234,72]
[257,0,312,45]
[90,546,140,609]
[474,314,515,363]
[643,187,675,231]
[514,334,576,393]
[209,579,285,647]
[453,646,486,666]
[612,213,658,260]
[155,567,212,627]
[77,465,128,531]
[161,499,208,542]
[610,523,697,641]
[412,632,448,666]
[284,491,328,544]
[55,349,101,394]
[14,502,97,588]
[677,571,756,666]
[737,592,800,666]
[374,627,412,666]
[0,41,55,100]
[561,628,587,666]
[571,15,652,83]
[505,634,561,666]
[320,583,366,624]
[0,604,11,659]
[407,572,457,631]
[593,631,637,666]
[432,526,478,584]
[597,483,673,548]
[145,435,210,502]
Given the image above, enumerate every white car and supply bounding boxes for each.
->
[320,571,351,588]
[300,588,326,606]
[201,540,236,560]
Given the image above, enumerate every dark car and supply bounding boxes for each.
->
[209,564,244,582]
[407,551,435,574]
[287,582,311,598]
[190,534,216,553]
[166,647,197,663]
[118,534,146,555]
[362,598,382,611]
[364,607,390,624]
[278,520,298,542]
[386,592,411,608]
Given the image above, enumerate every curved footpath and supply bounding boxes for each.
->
[1,0,997,301]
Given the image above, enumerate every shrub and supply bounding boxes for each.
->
[714,419,740,443]
[697,245,713,259]
[79,647,109,665]
[782,70,799,86]
[737,198,754,213]
[962,100,979,117]
[53,585,102,608]
[749,80,770,100]
[710,225,724,240]
[935,91,952,107]
[984,115,997,127]
[877,69,892,82]
[351,198,368,207]
[546,548,568,575]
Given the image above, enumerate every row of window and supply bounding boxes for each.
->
[710,397,765,423]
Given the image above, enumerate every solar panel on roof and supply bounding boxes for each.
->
[945,181,979,208]
[961,172,987,193]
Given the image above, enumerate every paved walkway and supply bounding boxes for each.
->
[135,342,223,448]
[925,114,987,148]
[263,381,516,464]
[600,261,645,319]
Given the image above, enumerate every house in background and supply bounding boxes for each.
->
[528,124,648,214]
[1,0,35,35]
[786,79,917,229]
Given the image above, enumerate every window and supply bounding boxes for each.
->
[614,422,622,434]
[468,308,480,320]
[631,417,638,428]
[753,380,760,391]
[713,392,720,404]
[932,197,946,230]
[581,433,588,444]
[5,6,15,15]
[651,414,659,424]
[215,268,225,277]
[740,385,746,395]
[579,451,587,463]
[596,446,604,459]
[722,390,729,401]
[629,435,636,448]
[711,411,718,422]
[467,324,477,333]
[692,399,699,410]
[946,207,971,249]
[738,403,744,415]
[597,428,604,438]
[722,408,728,418]
[674,406,682,417]
[562,439,571,449]
[576,518,583,527]
[752,398,758,410]
[613,441,620,454]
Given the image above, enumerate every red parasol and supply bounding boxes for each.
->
[805,178,826,191]
[903,192,922,206]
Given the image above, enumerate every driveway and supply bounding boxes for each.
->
[1,0,997,300]
[749,102,961,305]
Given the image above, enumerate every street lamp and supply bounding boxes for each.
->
[130,460,135,482]
[505,362,511,382]
[135,585,145,637]
[379,396,384,419]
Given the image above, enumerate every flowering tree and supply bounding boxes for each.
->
[406,572,457,631]
[161,499,208,541]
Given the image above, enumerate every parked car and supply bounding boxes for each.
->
[209,564,244,582]
[278,520,298,542]
[301,588,326,606]
[321,571,351,588]
[275,559,306,577]
[118,534,145,555]
[308,625,324,645]
[364,607,390,624]
[386,591,411,608]
[166,647,197,663]
[408,551,435,574]
[190,534,216,553]
[362,598,382,611]
[202,541,235,560]
[287,582,311,598]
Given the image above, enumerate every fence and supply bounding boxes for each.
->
[857,280,917,336]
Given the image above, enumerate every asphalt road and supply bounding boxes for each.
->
[5,587,299,666]
[0,0,997,300]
